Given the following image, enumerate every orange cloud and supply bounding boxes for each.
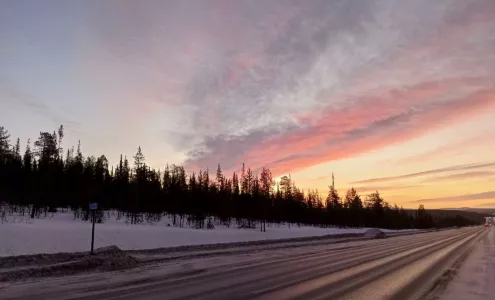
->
[421,171,495,183]
[408,191,495,204]
[353,185,420,193]
[398,133,493,165]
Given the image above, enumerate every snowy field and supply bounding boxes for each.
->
[0,211,412,257]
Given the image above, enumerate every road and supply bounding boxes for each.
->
[440,226,495,300]
[1,227,484,300]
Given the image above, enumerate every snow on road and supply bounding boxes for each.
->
[0,211,411,257]
[440,227,495,300]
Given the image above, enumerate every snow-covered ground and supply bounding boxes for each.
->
[439,227,495,300]
[0,211,412,257]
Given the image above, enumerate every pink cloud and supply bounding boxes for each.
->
[180,2,495,177]
[186,83,495,177]
[301,92,492,175]
[241,80,495,176]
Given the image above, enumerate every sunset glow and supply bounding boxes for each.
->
[1,0,494,208]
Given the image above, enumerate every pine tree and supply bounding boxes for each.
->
[133,147,145,170]
[344,188,362,210]
[0,126,11,163]
[13,138,21,161]
[0,126,10,153]
[23,139,32,172]
[0,124,478,231]
[326,173,341,209]
[259,167,273,231]
[216,163,223,189]
[76,140,83,164]
[57,125,64,160]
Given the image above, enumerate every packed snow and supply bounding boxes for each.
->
[439,227,495,300]
[0,211,412,257]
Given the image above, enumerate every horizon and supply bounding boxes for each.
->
[2,0,495,209]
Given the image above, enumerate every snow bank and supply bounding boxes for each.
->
[439,227,495,300]
[364,228,386,239]
[0,212,412,256]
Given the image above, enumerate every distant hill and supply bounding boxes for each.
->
[406,208,487,224]
[428,209,487,224]
[439,207,495,216]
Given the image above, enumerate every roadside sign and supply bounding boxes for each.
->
[89,203,98,254]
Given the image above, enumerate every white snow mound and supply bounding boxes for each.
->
[364,228,386,239]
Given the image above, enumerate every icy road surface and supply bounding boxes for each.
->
[440,226,495,300]
[1,227,483,300]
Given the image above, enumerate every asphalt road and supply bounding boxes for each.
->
[2,227,484,300]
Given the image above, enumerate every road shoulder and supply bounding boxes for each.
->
[436,227,494,300]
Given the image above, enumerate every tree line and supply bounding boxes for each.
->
[0,125,480,230]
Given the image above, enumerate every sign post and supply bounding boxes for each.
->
[89,203,98,255]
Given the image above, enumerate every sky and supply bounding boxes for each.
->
[1,0,495,209]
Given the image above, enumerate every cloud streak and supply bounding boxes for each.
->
[409,191,495,203]
[399,133,495,165]
[351,162,495,184]
[421,171,495,183]
[0,79,81,129]
[353,185,420,193]
[472,203,495,208]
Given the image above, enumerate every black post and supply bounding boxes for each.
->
[90,209,96,255]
